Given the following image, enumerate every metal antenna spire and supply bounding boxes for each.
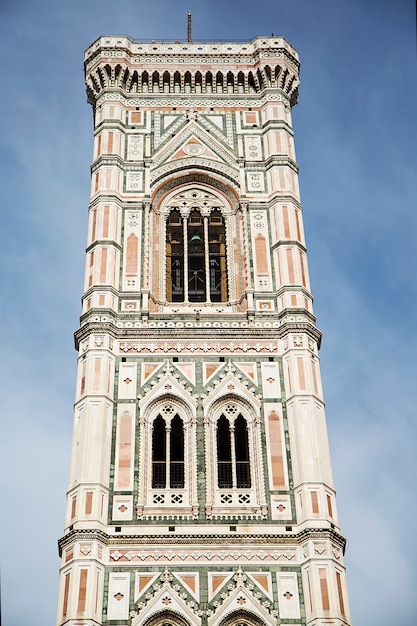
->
[187,11,192,43]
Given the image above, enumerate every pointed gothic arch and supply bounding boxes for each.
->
[142,610,191,626]
[219,609,267,626]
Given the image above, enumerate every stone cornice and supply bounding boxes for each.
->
[58,526,345,555]
[74,317,322,351]
[271,239,307,253]
[91,90,293,111]
[265,193,303,210]
[263,155,299,173]
[243,155,299,174]
[91,154,128,172]
[85,239,122,253]
[88,193,139,209]
[84,36,299,69]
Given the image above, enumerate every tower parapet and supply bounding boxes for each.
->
[85,36,299,106]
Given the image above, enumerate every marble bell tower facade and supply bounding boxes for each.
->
[56,33,351,626]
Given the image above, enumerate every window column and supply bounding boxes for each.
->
[229,423,238,488]
[181,210,189,303]
[165,421,171,490]
[203,213,211,303]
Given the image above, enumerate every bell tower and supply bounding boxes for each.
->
[57,34,351,626]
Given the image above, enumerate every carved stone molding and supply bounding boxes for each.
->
[118,341,278,355]
[109,548,297,564]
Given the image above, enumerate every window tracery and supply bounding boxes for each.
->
[142,610,191,626]
[216,413,251,489]
[152,413,185,489]
[205,397,266,518]
[137,397,198,520]
[163,188,229,303]
[219,610,266,626]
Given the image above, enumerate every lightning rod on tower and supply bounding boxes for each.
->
[187,11,192,43]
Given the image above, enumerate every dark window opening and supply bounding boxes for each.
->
[208,209,227,302]
[152,415,166,488]
[166,209,184,302]
[216,413,251,490]
[235,415,251,488]
[152,413,184,489]
[170,414,185,488]
[217,415,232,488]
[188,209,205,302]
[165,204,228,303]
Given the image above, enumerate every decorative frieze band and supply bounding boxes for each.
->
[93,91,289,110]
[151,159,240,185]
[118,341,278,354]
[109,547,296,563]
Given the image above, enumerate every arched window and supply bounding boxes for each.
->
[152,414,184,489]
[137,398,198,519]
[216,413,251,489]
[204,396,266,517]
[165,190,228,303]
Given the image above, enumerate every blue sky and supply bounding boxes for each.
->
[0,1,416,624]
